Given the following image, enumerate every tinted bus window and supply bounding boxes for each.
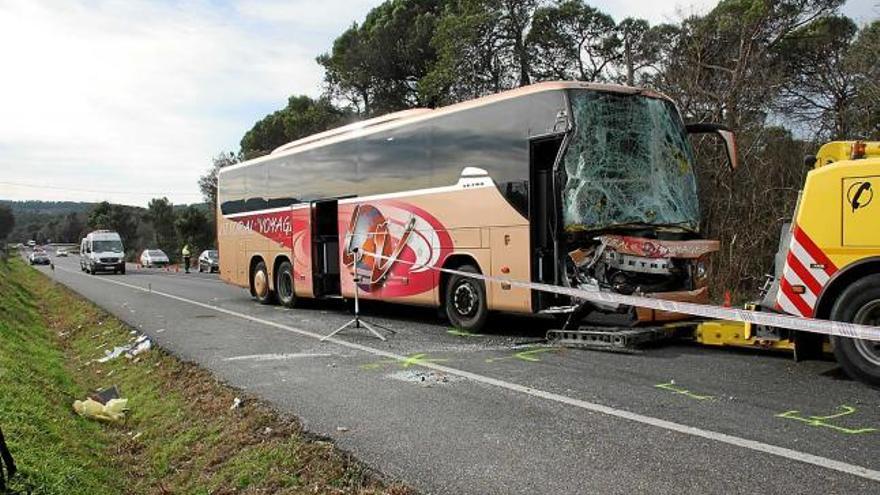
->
[430,91,566,218]
[266,156,302,208]
[245,162,269,212]
[358,123,431,196]
[286,140,358,201]
[431,98,525,187]
[220,89,567,215]
[219,167,246,215]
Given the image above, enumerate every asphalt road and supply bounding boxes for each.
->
[30,254,880,494]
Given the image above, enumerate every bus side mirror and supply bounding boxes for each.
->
[686,123,739,171]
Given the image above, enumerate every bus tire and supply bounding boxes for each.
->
[445,264,488,332]
[830,273,880,388]
[275,260,298,308]
[252,260,275,305]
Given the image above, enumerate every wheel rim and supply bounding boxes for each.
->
[453,282,478,318]
[279,270,293,302]
[254,269,268,298]
[852,299,880,367]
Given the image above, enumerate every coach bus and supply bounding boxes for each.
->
[216,82,736,331]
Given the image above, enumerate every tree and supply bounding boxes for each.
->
[845,20,880,139]
[422,0,539,105]
[175,205,213,252]
[87,202,113,230]
[318,0,449,114]
[0,205,14,243]
[776,15,860,138]
[655,0,843,128]
[528,1,619,82]
[240,96,350,158]
[61,212,84,243]
[146,197,178,260]
[614,18,679,86]
[87,202,139,253]
[26,223,41,244]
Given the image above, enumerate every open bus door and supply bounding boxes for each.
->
[529,134,566,312]
[311,199,341,297]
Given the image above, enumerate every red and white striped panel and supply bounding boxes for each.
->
[776,226,838,317]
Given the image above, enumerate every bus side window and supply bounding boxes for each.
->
[358,124,430,196]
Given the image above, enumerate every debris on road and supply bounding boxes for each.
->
[73,397,129,423]
[389,370,462,386]
[336,426,349,432]
[129,335,152,356]
[74,385,130,423]
[98,346,128,363]
[96,334,152,363]
[90,385,120,404]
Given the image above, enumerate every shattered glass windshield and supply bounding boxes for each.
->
[561,90,700,232]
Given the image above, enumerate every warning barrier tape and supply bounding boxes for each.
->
[352,249,880,343]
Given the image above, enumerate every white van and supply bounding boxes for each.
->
[80,230,126,275]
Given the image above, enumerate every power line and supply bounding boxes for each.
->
[0,180,203,197]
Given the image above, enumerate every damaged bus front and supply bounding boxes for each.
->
[542,88,736,326]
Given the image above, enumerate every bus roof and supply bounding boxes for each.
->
[221,81,670,174]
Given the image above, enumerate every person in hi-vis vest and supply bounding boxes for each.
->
[182,244,191,273]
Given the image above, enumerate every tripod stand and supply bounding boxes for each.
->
[322,253,395,341]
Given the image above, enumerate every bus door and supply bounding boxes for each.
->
[311,199,341,297]
[529,134,565,311]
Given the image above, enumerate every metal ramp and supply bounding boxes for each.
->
[547,324,695,353]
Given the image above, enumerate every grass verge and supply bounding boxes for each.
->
[0,257,411,495]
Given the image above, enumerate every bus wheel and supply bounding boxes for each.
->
[276,260,298,308]
[445,264,488,332]
[830,274,880,388]
[252,261,275,304]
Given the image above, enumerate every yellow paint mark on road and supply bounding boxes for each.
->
[361,352,449,370]
[655,381,714,400]
[447,329,484,338]
[486,347,559,363]
[777,405,877,435]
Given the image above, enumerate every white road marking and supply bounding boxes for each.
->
[52,264,880,483]
[224,352,335,362]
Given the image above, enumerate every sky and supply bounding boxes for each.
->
[1,0,877,207]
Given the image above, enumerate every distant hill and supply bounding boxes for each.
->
[0,200,98,216]
[2,199,212,251]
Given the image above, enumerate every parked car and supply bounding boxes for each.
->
[140,249,170,268]
[80,230,126,275]
[198,250,219,273]
[56,248,68,257]
[29,250,50,265]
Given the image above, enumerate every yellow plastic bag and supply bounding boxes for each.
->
[73,398,129,423]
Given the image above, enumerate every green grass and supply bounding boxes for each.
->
[0,257,410,494]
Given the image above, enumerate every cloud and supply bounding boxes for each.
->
[0,0,368,206]
[235,0,377,32]
[1,0,873,206]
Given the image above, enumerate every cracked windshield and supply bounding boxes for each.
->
[562,90,700,232]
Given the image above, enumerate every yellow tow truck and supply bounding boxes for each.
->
[697,141,880,387]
